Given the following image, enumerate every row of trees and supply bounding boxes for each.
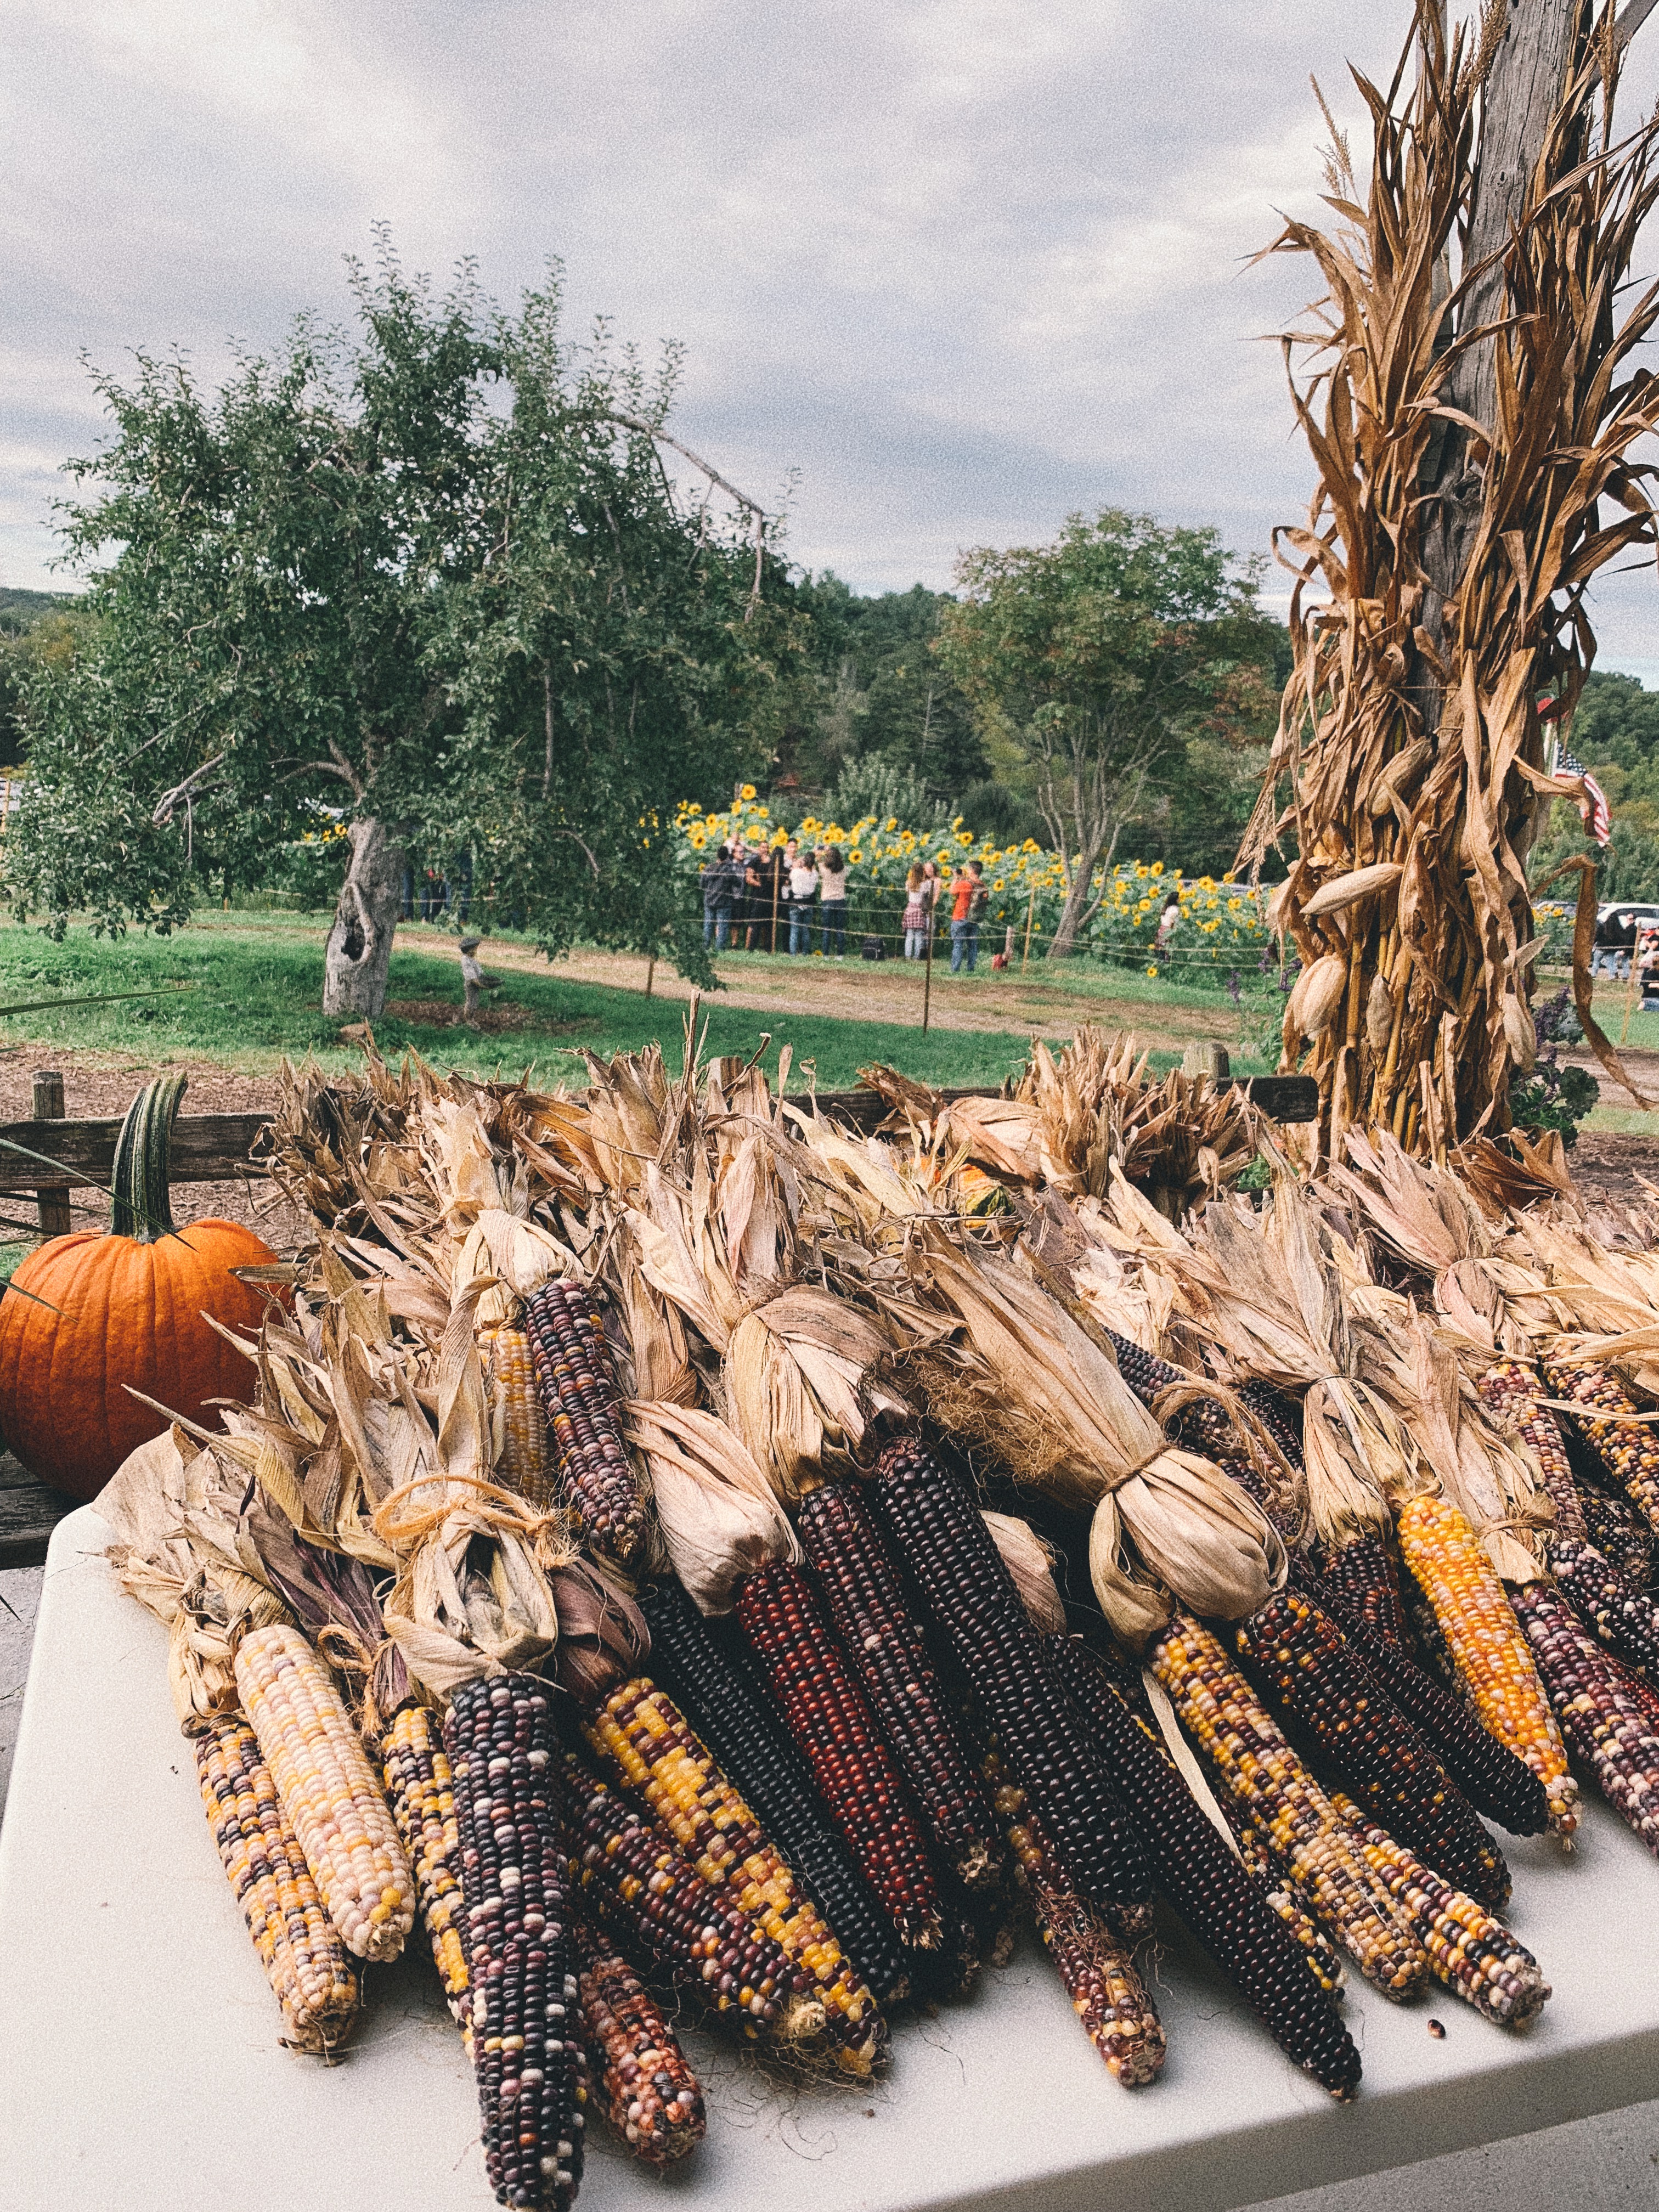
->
[5,240,1285,1006]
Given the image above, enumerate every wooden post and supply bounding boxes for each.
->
[770,853,780,955]
[32,1070,70,1237]
[922,909,936,1034]
[1181,1041,1231,1084]
[1022,879,1037,972]
[644,955,656,1000]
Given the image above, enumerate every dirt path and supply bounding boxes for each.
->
[400,927,1249,1053]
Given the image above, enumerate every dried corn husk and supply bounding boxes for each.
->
[1301,863,1402,921]
[907,1235,1284,1644]
[1281,955,1348,1057]
[623,1400,797,1613]
[724,1286,907,1504]
[983,1511,1067,1634]
[544,1559,652,1708]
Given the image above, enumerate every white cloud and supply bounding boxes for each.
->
[3,0,1658,667]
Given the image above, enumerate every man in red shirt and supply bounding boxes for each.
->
[949,860,986,973]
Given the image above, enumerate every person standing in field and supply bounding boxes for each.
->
[1153,888,1182,969]
[788,843,819,955]
[949,859,986,973]
[819,845,849,957]
[741,843,766,951]
[901,864,929,960]
[726,835,748,949]
[701,844,733,949]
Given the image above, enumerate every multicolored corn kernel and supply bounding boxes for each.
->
[524,1278,647,1564]
[640,1581,907,2006]
[989,1742,1163,2085]
[577,1936,706,2164]
[1332,1796,1550,2028]
[234,1622,415,1963]
[1394,1493,1578,1837]
[382,1703,470,2032]
[1149,1613,1426,2001]
[1479,1359,1585,1542]
[196,1712,359,2056]
[1235,1586,1510,1908]
[1542,1350,1659,1536]
[1053,1638,1361,2096]
[1315,1534,1410,1651]
[1510,1581,1659,1860]
[737,1558,945,1952]
[586,1677,883,2072]
[484,1325,553,1510]
[1306,1568,1548,1835]
[561,1754,821,2047]
[1579,1488,1654,1588]
[1549,1536,1659,1680]
[445,1677,584,2212]
[872,1437,1151,1916]
[797,1480,1005,1893]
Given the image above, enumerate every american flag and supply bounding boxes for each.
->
[1554,736,1612,846]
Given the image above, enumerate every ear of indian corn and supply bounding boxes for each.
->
[1313,1534,1410,1651]
[1149,1613,1427,2000]
[1052,1637,1361,2097]
[195,1712,359,2057]
[1331,1796,1550,2028]
[445,1675,585,2212]
[1510,1582,1659,1859]
[524,1278,647,1564]
[1478,1359,1585,1542]
[486,1325,553,1510]
[1393,1493,1578,1836]
[1305,1568,1548,1833]
[561,1754,821,2046]
[585,1677,884,2073]
[1548,1536,1659,1681]
[234,1622,415,1963]
[1235,1586,1510,1908]
[998,1765,1165,2087]
[1579,1488,1654,1586]
[638,1581,907,2005]
[871,1438,1152,1916]
[575,1936,706,2165]
[1100,1330,1299,1543]
[795,1480,1006,1893]
[1542,1350,1659,1535]
[382,1703,470,2033]
[735,1558,946,1952]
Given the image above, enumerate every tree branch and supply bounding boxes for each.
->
[151,752,227,827]
[598,409,771,618]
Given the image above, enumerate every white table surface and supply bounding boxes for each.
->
[3,1506,1658,2212]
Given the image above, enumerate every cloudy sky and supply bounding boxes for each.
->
[6,1,1659,673]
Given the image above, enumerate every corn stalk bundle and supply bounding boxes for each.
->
[1241,8,1659,1156]
[901,1229,1285,1646]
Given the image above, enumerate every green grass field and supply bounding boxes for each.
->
[0,913,1109,1093]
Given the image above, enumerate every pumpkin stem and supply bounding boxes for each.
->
[110,1074,187,1243]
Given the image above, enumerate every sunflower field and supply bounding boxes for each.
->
[673,792,1281,983]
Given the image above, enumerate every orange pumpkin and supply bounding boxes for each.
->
[0,1074,278,1500]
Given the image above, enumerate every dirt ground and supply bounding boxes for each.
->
[1562,1126,1659,1211]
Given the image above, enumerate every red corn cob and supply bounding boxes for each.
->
[1510,1582,1659,1859]
[576,1935,706,2164]
[736,1560,945,1951]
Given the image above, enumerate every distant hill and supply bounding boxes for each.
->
[0,588,71,632]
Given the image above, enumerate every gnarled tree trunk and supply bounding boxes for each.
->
[323,817,404,1019]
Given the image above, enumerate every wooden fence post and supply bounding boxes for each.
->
[1181,1041,1231,1084]
[32,1070,70,1237]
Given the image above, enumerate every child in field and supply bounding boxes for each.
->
[902,864,928,960]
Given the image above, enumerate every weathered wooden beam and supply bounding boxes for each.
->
[0,1111,272,1196]
[0,1452,71,1570]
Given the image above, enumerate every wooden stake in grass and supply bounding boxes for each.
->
[922,904,936,1034]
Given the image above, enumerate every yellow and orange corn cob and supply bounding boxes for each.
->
[1149,1613,1427,2000]
[586,1678,883,2074]
[196,1712,359,2057]
[1393,1494,1578,1837]
[484,1324,552,1509]
[1333,1795,1549,2029]
[234,1623,415,1961]
[382,1703,470,2033]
